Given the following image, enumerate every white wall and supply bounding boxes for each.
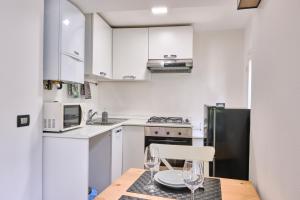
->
[43,82,100,113]
[0,1,44,200]
[97,29,247,128]
[247,0,300,199]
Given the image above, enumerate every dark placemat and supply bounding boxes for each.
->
[119,195,148,200]
[127,171,222,200]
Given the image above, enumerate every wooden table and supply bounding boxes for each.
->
[96,168,260,200]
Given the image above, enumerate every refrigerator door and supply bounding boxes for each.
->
[215,109,250,180]
[204,106,250,180]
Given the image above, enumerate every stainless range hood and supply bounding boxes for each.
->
[147,59,193,73]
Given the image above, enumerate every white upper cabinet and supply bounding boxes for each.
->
[61,0,85,60]
[44,0,85,84]
[149,26,193,59]
[113,28,150,81]
[85,14,112,79]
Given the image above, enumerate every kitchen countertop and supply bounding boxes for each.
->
[43,118,204,139]
[123,119,193,128]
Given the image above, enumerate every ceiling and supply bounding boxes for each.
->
[71,0,255,30]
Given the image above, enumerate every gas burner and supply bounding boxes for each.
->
[165,117,183,124]
[147,116,190,124]
[147,116,165,123]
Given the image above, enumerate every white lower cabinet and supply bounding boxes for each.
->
[43,137,89,200]
[122,126,145,172]
[43,131,112,200]
[89,132,112,193]
[111,127,123,182]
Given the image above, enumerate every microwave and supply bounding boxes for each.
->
[43,102,86,132]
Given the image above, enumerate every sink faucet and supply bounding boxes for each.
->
[87,109,98,123]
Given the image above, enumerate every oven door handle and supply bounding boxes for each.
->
[148,139,190,144]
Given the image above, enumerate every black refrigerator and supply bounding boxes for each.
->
[203,106,250,180]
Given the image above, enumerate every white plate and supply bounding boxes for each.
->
[155,170,185,186]
[154,174,186,188]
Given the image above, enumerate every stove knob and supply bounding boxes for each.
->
[155,131,158,135]
[178,132,182,136]
[166,132,170,135]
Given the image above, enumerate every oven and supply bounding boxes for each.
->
[144,126,192,168]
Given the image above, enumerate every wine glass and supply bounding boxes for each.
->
[144,146,160,192]
[182,160,205,200]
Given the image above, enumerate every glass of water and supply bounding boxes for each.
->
[144,146,160,192]
[182,160,205,200]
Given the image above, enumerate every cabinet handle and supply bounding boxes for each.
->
[164,54,177,59]
[99,72,107,76]
[122,75,136,80]
[63,53,83,62]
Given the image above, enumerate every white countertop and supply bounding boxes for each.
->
[123,119,193,128]
[43,118,204,139]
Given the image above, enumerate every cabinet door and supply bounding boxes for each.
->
[111,127,123,181]
[60,54,84,83]
[92,14,112,78]
[149,26,193,59]
[61,0,85,60]
[122,126,145,172]
[43,137,89,200]
[113,28,149,80]
[89,131,112,193]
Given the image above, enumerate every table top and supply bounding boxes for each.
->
[96,168,260,200]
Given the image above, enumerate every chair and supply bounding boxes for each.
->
[150,144,215,177]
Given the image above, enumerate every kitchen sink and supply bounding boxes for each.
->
[86,118,128,126]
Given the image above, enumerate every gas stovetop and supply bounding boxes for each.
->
[147,116,190,124]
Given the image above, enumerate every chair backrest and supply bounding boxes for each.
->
[150,144,215,177]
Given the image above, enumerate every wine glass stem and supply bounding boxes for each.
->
[150,168,154,185]
[191,190,195,200]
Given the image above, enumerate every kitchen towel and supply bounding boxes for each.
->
[67,83,80,98]
[84,81,92,99]
[80,83,86,96]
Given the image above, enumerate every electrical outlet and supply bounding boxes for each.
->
[17,115,30,127]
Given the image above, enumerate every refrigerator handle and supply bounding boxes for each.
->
[213,108,216,177]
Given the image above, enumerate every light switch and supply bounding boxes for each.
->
[17,115,30,127]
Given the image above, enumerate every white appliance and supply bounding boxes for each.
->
[44,0,85,83]
[43,102,86,132]
[111,127,123,181]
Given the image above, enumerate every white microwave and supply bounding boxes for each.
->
[43,102,86,132]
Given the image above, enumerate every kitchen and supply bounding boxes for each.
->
[1,0,299,200]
